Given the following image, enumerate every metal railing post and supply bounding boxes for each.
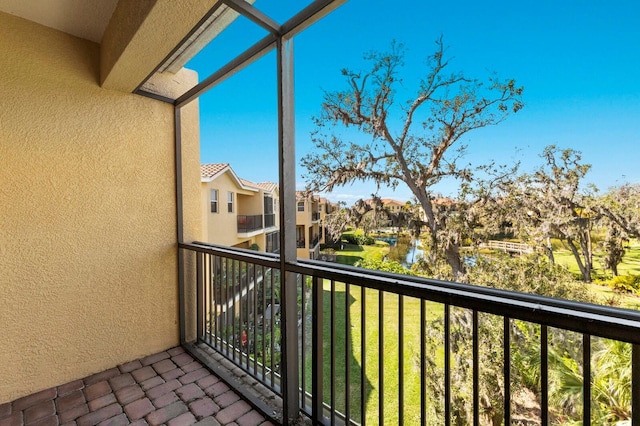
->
[312,276,324,424]
[633,344,640,425]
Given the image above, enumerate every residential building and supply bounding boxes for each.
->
[380,198,406,213]
[201,163,279,253]
[318,197,339,244]
[201,165,331,258]
[296,192,321,259]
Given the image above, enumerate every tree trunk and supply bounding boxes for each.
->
[567,237,590,282]
[545,236,555,264]
[445,243,466,278]
[414,190,465,277]
[578,230,592,281]
[586,229,593,269]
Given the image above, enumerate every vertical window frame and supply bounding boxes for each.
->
[210,189,218,213]
[227,191,234,213]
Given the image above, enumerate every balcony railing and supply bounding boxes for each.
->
[297,239,306,248]
[310,235,320,249]
[312,212,321,222]
[264,213,276,228]
[237,215,263,233]
[179,242,640,426]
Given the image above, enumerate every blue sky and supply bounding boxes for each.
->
[191,0,640,203]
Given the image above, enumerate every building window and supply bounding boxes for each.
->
[266,231,280,253]
[264,196,274,214]
[210,189,218,213]
[264,195,275,228]
[297,201,305,212]
[227,192,234,213]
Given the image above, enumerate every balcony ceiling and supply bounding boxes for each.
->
[0,0,118,43]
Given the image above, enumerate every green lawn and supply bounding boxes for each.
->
[547,241,640,309]
[307,236,640,424]
[303,280,444,425]
[310,240,445,424]
[335,242,389,266]
[554,241,640,277]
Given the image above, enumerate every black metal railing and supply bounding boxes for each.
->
[180,242,640,426]
[297,239,306,248]
[264,213,276,228]
[312,212,321,222]
[310,235,320,249]
[237,214,263,233]
[184,244,282,396]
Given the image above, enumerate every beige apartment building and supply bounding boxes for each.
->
[318,197,340,244]
[296,192,322,259]
[380,198,406,213]
[201,166,333,259]
[201,163,280,253]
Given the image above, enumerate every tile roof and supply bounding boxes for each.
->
[200,163,229,179]
[256,182,278,192]
[380,198,405,205]
[239,178,259,189]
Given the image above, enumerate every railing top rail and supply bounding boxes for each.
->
[290,258,640,345]
[179,242,640,344]
[180,241,280,268]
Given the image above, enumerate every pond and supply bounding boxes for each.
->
[375,236,397,246]
[376,235,424,267]
[404,241,424,267]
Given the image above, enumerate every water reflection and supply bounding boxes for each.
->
[376,235,424,267]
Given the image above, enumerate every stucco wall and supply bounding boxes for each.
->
[201,173,257,247]
[0,13,196,402]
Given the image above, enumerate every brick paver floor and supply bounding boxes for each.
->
[0,347,275,426]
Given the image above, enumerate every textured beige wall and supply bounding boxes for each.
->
[237,192,262,216]
[201,173,254,247]
[0,12,196,403]
[101,0,218,92]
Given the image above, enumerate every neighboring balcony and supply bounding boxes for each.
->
[264,213,276,229]
[311,212,320,222]
[309,235,320,250]
[237,214,263,237]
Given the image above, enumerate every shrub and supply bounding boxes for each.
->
[465,253,593,302]
[342,233,358,245]
[354,258,412,275]
[361,235,375,245]
[342,230,375,246]
[607,275,640,294]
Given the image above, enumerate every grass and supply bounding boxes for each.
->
[335,242,389,266]
[308,239,446,424]
[305,235,640,424]
[554,241,640,277]
[546,241,640,309]
[305,280,444,425]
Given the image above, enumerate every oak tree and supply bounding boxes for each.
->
[301,38,524,277]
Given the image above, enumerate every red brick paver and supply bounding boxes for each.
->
[84,382,111,402]
[0,347,269,426]
[124,399,154,421]
[215,401,251,425]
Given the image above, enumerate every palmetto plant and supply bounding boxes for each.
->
[546,338,631,425]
